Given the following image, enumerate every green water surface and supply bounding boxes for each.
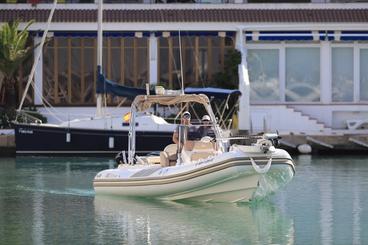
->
[0,155,367,244]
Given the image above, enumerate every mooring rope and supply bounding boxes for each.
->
[250,157,272,174]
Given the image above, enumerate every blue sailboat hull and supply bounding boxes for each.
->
[14,123,173,156]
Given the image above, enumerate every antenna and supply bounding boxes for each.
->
[178,30,184,95]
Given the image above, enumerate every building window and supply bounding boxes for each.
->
[158,35,234,89]
[158,37,182,89]
[332,47,354,102]
[360,49,368,101]
[43,37,96,105]
[248,49,279,102]
[43,36,149,106]
[103,37,149,105]
[285,47,320,102]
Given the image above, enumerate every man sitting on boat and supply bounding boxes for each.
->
[171,112,219,164]
[198,115,215,138]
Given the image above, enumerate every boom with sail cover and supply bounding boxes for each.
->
[96,66,155,100]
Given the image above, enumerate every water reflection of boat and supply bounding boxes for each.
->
[94,94,295,202]
[94,196,294,244]
[15,156,114,170]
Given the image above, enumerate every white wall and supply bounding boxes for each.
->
[292,105,368,129]
[251,104,368,132]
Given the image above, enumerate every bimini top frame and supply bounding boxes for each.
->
[127,94,224,164]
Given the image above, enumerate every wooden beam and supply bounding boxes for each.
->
[93,38,97,104]
[279,139,297,148]
[157,38,161,85]
[195,36,199,83]
[349,137,368,148]
[220,37,225,72]
[208,37,212,81]
[306,136,334,149]
[147,38,150,85]
[133,38,138,87]
[80,38,85,104]
[120,38,125,84]
[107,37,111,80]
[168,37,173,89]
[67,38,72,104]
[107,37,112,104]
[53,38,59,104]
[181,38,185,86]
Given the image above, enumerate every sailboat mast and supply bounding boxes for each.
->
[96,0,103,117]
[17,0,58,113]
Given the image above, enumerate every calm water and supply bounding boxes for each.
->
[0,155,368,245]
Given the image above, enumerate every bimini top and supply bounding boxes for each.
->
[132,94,210,112]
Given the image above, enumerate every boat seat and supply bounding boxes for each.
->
[191,151,216,161]
[160,144,177,167]
[190,141,216,161]
[192,141,214,151]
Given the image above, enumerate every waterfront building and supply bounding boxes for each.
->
[1,0,368,134]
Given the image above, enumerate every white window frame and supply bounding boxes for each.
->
[247,42,321,104]
[330,42,360,104]
[246,43,281,103]
[358,43,368,102]
[284,43,321,104]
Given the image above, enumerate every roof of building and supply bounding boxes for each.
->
[1,8,368,23]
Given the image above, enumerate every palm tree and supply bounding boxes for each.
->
[0,20,35,125]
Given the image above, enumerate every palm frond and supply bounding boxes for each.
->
[0,20,35,78]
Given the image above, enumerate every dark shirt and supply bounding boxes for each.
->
[175,125,201,142]
[198,126,215,138]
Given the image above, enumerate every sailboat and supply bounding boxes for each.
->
[13,1,240,156]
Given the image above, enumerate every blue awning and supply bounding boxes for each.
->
[245,30,368,42]
[246,31,314,41]
[340,31,368,41]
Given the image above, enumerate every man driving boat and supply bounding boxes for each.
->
[198,115,215,138]
[172,111,198,163]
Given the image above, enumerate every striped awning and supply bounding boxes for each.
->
[33,31,235,38]
[154,31,235,37]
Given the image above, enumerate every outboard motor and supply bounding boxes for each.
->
[115,151,140,166]
[263,132,282,147]
[254,132,282,153]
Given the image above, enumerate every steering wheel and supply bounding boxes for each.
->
[201,136,214,143]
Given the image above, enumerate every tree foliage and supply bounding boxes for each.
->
[0,20,35,127]
[210,49,241,89]
[0,20,34,79]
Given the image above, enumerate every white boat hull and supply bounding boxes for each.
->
[94,151,295,202]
